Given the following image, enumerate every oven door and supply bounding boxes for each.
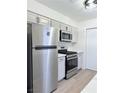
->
[66,55,78,73]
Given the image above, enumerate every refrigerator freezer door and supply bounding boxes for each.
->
[33,48,58,93]
[32,23,58,47]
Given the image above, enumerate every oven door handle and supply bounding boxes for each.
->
[67,54,77,58]
[67,57,78,60]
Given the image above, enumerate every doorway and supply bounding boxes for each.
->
[85,27,97,71]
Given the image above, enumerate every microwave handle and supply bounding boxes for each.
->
[70,34,72,40]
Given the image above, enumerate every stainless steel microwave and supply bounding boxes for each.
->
[60,30,72,42]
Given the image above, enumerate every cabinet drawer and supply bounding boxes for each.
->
[58,57,65,62]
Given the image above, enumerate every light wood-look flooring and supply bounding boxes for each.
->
[53,69,97,93]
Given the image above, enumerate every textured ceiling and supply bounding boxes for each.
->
[36,0,97,22]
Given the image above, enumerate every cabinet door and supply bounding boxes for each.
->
[58,57,65,81]
[38,16,50,26]
[72,27,78,43]
[67,25,72,32]
[27,11,50,26]
[60,23,66,31]
[50,20,60,42]
[86,28,97,71]
[27,11,37,23]
[78,53,83,70]
[50,20,60,29]
[60,24,72,31]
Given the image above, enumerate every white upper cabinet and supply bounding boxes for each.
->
[66,25,72,32]
[27,11,38,23]
[60,23,66,31]
[50,20,60,29]
[72,27,78,43]
[50,20,61,42]
[27,11,79,43]
[60,23,72,32]
[37,16,50,26]
[27,11,50,26]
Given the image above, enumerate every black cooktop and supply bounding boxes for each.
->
[58,49,77,55]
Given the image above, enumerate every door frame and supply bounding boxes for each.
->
[83,27,97,70]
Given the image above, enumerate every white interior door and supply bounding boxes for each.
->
[86,28,97,71]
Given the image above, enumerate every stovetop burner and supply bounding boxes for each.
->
[58,49,77,55]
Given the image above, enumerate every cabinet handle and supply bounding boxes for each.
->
[59,59,63,61]
[58,58,65,61]
[36,17,40,23]
[66,27,68,31]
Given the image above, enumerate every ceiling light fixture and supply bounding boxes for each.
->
[84,0,97,9]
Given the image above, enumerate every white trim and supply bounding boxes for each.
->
[86,27,97,30]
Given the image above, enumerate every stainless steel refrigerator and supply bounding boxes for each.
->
[27,23,58,93]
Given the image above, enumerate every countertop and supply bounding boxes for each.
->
[76,51,84,54]
[68,50,84,54]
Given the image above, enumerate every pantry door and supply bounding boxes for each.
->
[86,28,97,71]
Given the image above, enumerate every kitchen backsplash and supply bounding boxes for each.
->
[58,42,79,51]
[58,42,70,50]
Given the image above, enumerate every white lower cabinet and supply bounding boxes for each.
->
[78,53,83,70]
[58,57,65,81]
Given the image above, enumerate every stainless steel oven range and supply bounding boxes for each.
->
[58,49,78,79]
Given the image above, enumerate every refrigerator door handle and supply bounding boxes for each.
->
[33,45,57,50]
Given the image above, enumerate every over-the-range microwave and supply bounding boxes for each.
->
[60,30,72,42]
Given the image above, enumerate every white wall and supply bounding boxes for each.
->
[86,28,97,71]
[67,19,97,52]
[27,0,78,27]
[79,18,97,29]
[78,18,97,52]
[78,18,97,69]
